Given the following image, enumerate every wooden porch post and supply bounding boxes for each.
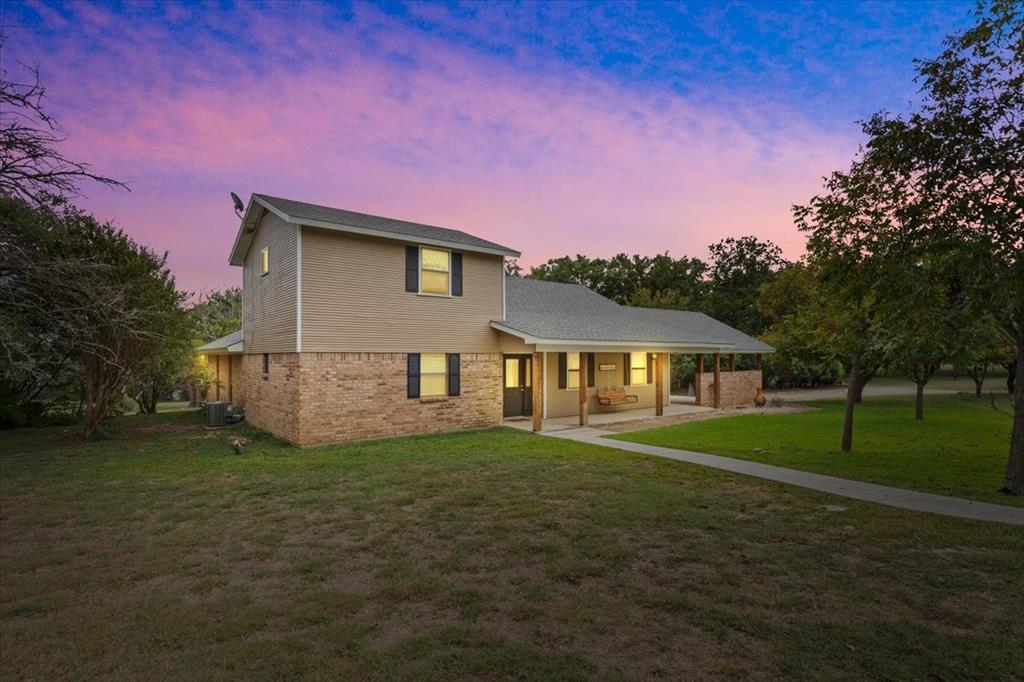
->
[695,353,704,406]
[713,353,721,409]
[532,351,543,432]
[578,352,589,426]
[655,353,664,416]
[756,354,764,389]
[729,353,735,372]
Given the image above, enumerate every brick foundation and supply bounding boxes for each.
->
[243,353,302,443]
[697,369,763,408]
[242,352,502,446]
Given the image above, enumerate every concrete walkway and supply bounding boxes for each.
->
[545,427,1024,526]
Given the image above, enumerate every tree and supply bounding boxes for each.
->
[882,255,973,420]
[190,288,242,343]
[794,132,921,451]
[862,0,1023,492]
[529,252,708,307]
[1,197,184,438]
[705,236,787,336]
[0,38,125,205]
[757,263,846,389]
[950,316,1006,398]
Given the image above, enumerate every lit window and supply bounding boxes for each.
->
[505,358,519,389]
[630,352,647,385]
[421,353,447,396]
[420,248,450,295]
[567,353,580,389]
[260,247,269,274]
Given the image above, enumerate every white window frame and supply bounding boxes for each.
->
[565,352,580,391]
[418,246,451,297]
[630,352,648,386]
[420,352,448,397]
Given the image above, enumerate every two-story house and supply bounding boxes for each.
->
[197,194,772,445]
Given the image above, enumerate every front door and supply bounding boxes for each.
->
[503,355,533,418]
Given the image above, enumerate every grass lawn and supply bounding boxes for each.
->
[2,413,1022,680]
[613,395,1021,507]
[865,366,1009,393]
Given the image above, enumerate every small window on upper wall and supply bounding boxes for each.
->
[260,247,269,275]
[420,247,450,295]
[630,352,647,385]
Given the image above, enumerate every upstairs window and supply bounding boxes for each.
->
[630,352,647,385]
[420,248,450,295]
[260,247,269,275]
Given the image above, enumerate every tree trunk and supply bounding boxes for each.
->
[841,351,861,452]
[1007,360,1017,395]
[915,381,925,420]
[974,377,983,398]
[1003,343,1024,496]
[852,368,873,403]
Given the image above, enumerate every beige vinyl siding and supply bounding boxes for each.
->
[242,212,297,353]
[301,227,504,353]
[543,351,670,418]
[497,331,534,353]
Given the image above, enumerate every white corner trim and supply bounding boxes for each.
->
[296,225,302,353]
[501,262,506,321]
[542,351,548,419]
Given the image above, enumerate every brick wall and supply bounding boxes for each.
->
[697,369,762,408]
[296,352,502,446]
[230,355,245,406]
[242,352,502,446]
[242,353,302,443]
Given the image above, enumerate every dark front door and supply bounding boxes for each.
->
[503,355,533,418]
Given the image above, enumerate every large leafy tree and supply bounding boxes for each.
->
[1,197,184,437]
[705,236,787,336]
[864,0,1023,492]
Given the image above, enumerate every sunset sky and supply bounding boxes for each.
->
[5,0,974,294]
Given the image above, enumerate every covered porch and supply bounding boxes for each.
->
[499,347,766,433]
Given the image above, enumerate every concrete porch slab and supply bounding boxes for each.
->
[503,403,714,432]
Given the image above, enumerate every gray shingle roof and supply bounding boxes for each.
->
[497,278,773,352]
[197,330,242,352]
[254,194,520,257]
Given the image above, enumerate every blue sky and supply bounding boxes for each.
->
[3,0,976,292]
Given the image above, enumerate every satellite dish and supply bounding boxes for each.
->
[230,192,244,217]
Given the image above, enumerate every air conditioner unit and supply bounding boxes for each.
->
[205,401,230,428]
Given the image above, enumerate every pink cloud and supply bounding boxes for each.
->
[22,4,858,293]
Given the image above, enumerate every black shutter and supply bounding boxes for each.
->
[451,252,463,296]
[623,353,631,385]
[447,353,460,396]
[647,353,654,384]
[587,353,595,387]
[558,353,567,389]
[407,353,420,398]
[405,246,419,292]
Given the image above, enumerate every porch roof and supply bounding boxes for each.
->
[494,278,773,353]
[197,330,243,354]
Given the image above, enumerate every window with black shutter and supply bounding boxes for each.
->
[558,353,567,389]
[587,353,595,387]
[451,252,463,296]
[407,353,421,398]
[405,246,419,292]
[447,353,461,395]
